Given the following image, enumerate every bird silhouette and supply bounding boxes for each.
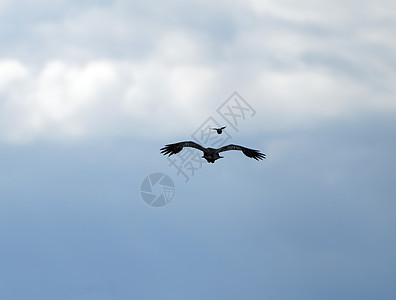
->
[211,126,226,134]
[161,141,265,163]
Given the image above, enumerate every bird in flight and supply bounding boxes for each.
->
[211,126,226,134]
[161,141,265,163]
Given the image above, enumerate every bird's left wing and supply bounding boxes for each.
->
[160,141,205,156]
[216,144,266,160]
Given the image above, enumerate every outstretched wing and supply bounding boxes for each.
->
[211,126,226,130]
[160,141,206,156]
[216,144,266,160]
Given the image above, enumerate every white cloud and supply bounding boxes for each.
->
[0,59,220,144]
[247,67,376,130]
[1,56,395,144]
[0,60,29,91]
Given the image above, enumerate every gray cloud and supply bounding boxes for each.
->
[0,0,395,144]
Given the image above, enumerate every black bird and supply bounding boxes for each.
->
[161,141,265,163]
[211,126,226,134]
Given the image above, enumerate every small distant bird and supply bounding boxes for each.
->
[161,141,265,163]
[211,126,226,134]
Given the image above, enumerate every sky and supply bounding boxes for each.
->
[0,0,395,299]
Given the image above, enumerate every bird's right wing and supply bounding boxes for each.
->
[160,141,206,156]
[216,144,266,160]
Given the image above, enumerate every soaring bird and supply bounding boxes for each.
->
[161,141,265,163]
[211,126,226,134]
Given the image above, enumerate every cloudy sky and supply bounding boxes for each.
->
[1,0,395,299]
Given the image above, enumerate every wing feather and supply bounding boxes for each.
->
[216,144,266,160]
[160,141,206,156]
